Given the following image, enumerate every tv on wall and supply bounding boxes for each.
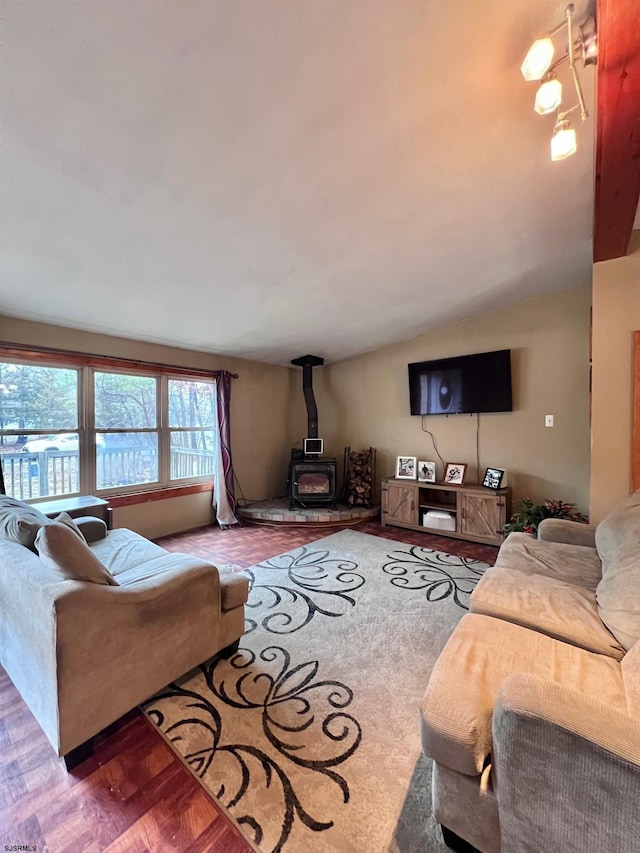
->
[408,349,512,415]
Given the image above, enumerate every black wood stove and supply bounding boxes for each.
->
[288,355,337,510]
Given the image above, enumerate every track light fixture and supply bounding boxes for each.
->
[521,4,597,161]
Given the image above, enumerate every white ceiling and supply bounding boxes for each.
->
[1,0,596,366]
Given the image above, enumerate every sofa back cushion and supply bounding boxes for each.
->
[595,490,640,573]
[597,555,640,651]
[35,521,119,585]
[0,496,49,550]
[595,492,640,650]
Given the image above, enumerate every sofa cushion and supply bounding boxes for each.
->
[622,641,640,719]
[597,553,640,651]
[91,528,168,575]
[0,496,49,550]
[471,567,625,660]
[113,551,215,586]
[35,522,118,586]
[495,532,602,591]
[593,492,640,651]
[419,614,626,777]
[595,490,640,574]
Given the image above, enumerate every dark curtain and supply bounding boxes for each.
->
[212,370,238,527]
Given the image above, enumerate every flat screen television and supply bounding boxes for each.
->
[408,349,512,415]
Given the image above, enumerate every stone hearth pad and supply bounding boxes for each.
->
[237,499,379,525]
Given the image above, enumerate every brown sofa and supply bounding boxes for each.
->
[420,491,640,853]
[0,497,249,763]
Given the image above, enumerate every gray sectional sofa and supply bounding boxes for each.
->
[0,497,249,763]
[420,490,640,853]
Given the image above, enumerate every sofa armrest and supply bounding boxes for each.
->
[493,673,640,853]
[49,557,225,755]
[536,518,596,548]
[218,568,250,611]
[74,515,108,543]
[0,544,60,751]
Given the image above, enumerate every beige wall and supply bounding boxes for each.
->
[590,233,640,523]
[1,281,596,530]
[0,315,304,537]
[314,285,592,514]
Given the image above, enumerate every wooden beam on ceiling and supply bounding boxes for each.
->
[593,0,640,263]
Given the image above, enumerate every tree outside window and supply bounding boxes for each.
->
[0,362,79,498]
[0,358,216,501]
[168,379,215,480]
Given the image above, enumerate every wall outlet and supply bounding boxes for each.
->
[545,414,554,427]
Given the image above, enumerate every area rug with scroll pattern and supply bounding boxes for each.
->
[143,529,491,853]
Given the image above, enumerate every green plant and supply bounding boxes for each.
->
[505,497,588,536]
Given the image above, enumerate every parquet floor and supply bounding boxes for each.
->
[0,519,497,852]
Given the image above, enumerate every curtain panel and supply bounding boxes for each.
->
[212,370,238,527]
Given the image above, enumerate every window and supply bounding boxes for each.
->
[0,355,216,502]
[168,379,215,481]
[0,362,80,499]
[95,371,159,490]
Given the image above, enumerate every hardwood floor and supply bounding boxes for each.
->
[0,519,497,852]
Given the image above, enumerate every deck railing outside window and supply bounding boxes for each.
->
[0,446,214,501]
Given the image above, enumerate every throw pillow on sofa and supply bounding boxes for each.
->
[51,511,87,542]
[35,521,119,586]
[0,495,49,550]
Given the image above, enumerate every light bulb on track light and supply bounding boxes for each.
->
[551,120,577,160]
[534,77,562,114]
[521,38,555,81]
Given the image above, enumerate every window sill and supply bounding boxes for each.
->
[107,482,212,508]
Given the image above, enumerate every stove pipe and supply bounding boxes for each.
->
[291,354,324,439]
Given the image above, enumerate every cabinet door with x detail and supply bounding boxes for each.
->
[383,481,418,526]
[460,492,506,543]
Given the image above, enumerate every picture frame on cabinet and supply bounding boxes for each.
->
[482,467,505,490]
[418,460,436,483]
[444,462,467,485]
[395,456,417,479]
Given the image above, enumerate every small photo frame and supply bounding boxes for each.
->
[396,455,417,479]
[444,462,467,485]
[418,460,436,483]
[482,467,505,490]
